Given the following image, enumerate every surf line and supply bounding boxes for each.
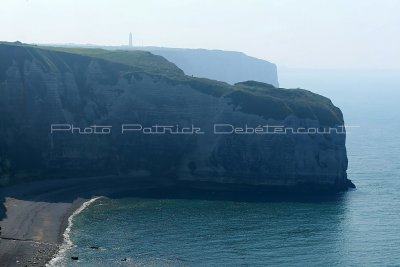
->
[46,196,103,267]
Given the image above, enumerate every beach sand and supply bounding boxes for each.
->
[0,176,152,266]
[0,197,86,266]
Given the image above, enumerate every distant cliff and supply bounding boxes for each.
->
[143,47,279,87]
[0,42,351,192]
[44,44,279,87]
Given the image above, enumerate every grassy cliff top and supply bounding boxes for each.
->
[43,46,185,77]
[0,42,343,126]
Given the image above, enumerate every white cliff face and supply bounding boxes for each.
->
[0,43,349,191]
[144,48,279,87]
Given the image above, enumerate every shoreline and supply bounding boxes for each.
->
[47,197,102,266]
[0,176,350,266]
[0,198,88,266]
[0,194,89,266]
[0,176,128,267]
[0,175,163,266]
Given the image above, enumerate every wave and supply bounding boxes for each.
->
[47,196,103,266]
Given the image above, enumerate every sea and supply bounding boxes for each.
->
[49,69,400,266]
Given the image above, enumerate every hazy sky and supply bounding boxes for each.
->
[1,0,399,70]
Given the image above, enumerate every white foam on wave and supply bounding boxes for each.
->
[47,196,103,266]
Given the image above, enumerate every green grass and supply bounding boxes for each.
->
[43,46,184,78]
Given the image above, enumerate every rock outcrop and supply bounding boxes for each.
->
[0,42,350,192]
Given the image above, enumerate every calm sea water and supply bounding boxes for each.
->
[56,70,400,266]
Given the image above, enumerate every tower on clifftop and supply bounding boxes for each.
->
[129,32,133,47]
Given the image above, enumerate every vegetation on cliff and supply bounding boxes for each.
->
[0,41,343,127]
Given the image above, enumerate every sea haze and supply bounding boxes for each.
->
[56,70,400,266]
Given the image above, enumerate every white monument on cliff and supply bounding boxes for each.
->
[129,32,133,47]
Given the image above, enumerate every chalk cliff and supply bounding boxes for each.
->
[46,45,280,87]
[143,48,279,87]
[0,42,352,192]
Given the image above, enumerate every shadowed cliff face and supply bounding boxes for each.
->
[0,43,349,192]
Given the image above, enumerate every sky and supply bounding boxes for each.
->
[1,0,399,70]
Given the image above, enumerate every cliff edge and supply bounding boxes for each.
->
[0,42,352,192]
